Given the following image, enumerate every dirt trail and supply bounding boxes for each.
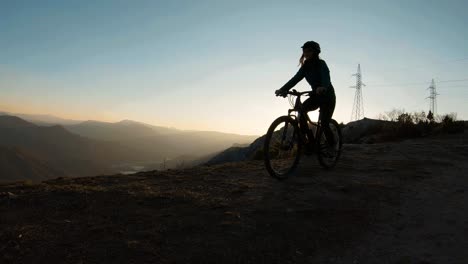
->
[1,132,467,263]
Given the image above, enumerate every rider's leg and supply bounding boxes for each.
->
[302,96,320,144]
[319,95,336,146]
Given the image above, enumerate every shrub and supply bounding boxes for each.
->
[376,110,463,141]
[442,114,465,134]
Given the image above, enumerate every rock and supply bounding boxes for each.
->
[341,118,390,143]
[0,192,17,199]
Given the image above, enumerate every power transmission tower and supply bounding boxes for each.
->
[350,64,365,121]
[426,79,439,115]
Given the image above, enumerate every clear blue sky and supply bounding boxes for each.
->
[1,0,467,135]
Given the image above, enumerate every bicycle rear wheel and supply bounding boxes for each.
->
[316,119,343,169]
[264,116,302,180]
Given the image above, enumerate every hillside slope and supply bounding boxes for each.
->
[0,132,467,263]
[0,146,65,182]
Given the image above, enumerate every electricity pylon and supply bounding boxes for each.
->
[350,64,365,121]
[426,79,439,115]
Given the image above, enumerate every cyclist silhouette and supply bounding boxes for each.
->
[275,41,336,147]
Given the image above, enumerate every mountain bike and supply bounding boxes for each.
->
[264,89,343,180]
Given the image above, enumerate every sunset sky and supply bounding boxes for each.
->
[1,0,467,135]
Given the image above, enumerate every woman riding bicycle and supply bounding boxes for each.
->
[275,40,336,147]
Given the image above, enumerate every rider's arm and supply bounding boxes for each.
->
[279,65,305,92]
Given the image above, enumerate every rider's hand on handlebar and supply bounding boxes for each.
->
[275,89,287,98]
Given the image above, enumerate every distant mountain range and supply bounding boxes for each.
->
[0,111,82,125]
[64,119,258,159]
[0,113,258,182]
[0,115,139,180]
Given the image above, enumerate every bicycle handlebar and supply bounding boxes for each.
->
[287,89,312,96]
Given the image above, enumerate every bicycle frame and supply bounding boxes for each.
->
[286,90,321,146]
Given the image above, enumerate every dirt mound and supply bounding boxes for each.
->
[341,117,389,143]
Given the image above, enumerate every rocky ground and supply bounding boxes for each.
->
[1,131,467,263]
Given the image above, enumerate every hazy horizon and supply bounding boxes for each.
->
[0,109,262,136]
[1,0,467,135]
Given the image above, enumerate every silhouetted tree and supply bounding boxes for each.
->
[427,110,434,122]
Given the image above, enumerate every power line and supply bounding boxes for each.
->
[438,78,468,83]
[452,57,468,62]
[366,81,429,87]
[437,85,468,89]
[346,57,468,77]
[366,78,468,88]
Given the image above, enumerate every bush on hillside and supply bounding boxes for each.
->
[441,114,465,134]
[377,109,464,141]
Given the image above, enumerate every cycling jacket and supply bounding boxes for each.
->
[279,59,335,96]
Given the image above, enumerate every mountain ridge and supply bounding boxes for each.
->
[0,115,257,181]
[1,110,259,137]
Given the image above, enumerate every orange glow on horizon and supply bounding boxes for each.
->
[0,101,118,123]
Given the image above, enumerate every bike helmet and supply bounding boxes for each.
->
[301,41,321,53]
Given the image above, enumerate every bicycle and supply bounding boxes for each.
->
[264,89,343,180]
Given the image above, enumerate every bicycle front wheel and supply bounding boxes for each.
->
[264,116,302,180]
